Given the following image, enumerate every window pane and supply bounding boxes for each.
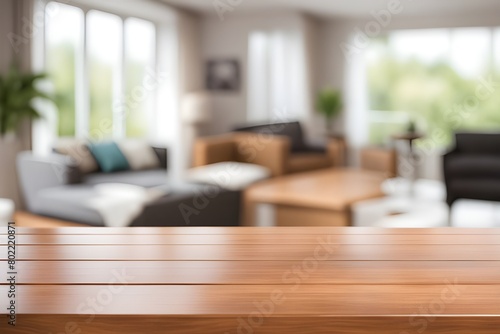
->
[389,29,450,65]
[87,10,122,139]
[367,28,499,147]
[494,28,500,73]
[124,18,156,138]
[450,28,491,78]
[45,2,83,137]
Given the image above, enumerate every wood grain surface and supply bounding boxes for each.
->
[3,260,500,285]
[3,244,500,261]
[4,233,500,245]
[243,168,386,226]
[6,226,500,235]
[0,226,499,334]
[244,168,386,211]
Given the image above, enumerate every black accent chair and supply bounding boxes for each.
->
[443,132,500,208]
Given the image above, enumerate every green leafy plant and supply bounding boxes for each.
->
[0,64,51,136]
[406,118,417,133]
[315,88,343,133]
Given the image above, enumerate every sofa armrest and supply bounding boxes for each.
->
[327,137,347,167]
[301,143,327,154]
[443,147,459,159]
[360,147,397,177]
[193,134,237,167]
[442,147,459,206]
[442,148,460,177]
[442,147,460,176]
[151,146,168,170]
[16,152,81,212]
[234,132,291,176]
[132,185,241,227]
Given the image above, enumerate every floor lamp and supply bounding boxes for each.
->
[181,91,212,170]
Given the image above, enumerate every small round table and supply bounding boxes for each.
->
[0,198,15,226]
[392,132,424,195]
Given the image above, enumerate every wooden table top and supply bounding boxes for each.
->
[1,227,499,333]
[245,168,386,211]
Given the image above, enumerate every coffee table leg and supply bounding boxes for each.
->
[242,192,257,226]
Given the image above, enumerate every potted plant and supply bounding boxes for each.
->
[406,118,417,134]
[0,64,50,138]
[315,87,343,135]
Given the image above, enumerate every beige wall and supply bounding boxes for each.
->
[174,9,204,172]
[199,11,313,136]
[0,0,14,73]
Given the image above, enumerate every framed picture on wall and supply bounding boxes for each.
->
[205,59,240,92]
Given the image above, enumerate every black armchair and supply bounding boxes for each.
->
[443,132,500,208]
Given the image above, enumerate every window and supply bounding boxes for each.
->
[124,18,156,138]
[366,28,500,147]
[44,2,157,139]
[87,10,122,139]
[45,2,83,137]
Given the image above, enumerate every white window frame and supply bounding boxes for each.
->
[40,0,159,140]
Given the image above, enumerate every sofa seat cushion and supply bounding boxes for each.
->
[293,144,326,154]
[234,121,307,152]
[83,169,167,188]
[446,155,500,178]
[449,179,500,203]
[287,153,332,174]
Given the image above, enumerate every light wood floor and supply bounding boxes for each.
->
[13,211,88,228]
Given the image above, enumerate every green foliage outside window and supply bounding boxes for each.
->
[367,41,500,148]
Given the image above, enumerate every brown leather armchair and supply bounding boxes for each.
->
[193,122,346,177]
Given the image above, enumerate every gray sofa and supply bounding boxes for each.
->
[17,148,241,227]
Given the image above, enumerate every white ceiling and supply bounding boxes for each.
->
[160,0,500,19]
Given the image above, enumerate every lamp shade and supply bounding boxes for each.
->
[181,91,212,124]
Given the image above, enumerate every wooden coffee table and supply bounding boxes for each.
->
[1,226,500,333]
[244,168,387,226]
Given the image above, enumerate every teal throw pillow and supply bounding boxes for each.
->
[88,141,130,173]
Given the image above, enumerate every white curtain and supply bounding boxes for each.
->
[344,32,369,165]
[247,29,308,124]
[247,31,269,123]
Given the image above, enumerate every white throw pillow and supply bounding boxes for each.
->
[185,162,271,190]
[54,138,99,174]
[118,140,160,170]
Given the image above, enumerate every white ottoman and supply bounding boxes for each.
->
[353,196,449,228]
[0,198,15,226]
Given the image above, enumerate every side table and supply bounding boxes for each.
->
[392,132,423,195]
